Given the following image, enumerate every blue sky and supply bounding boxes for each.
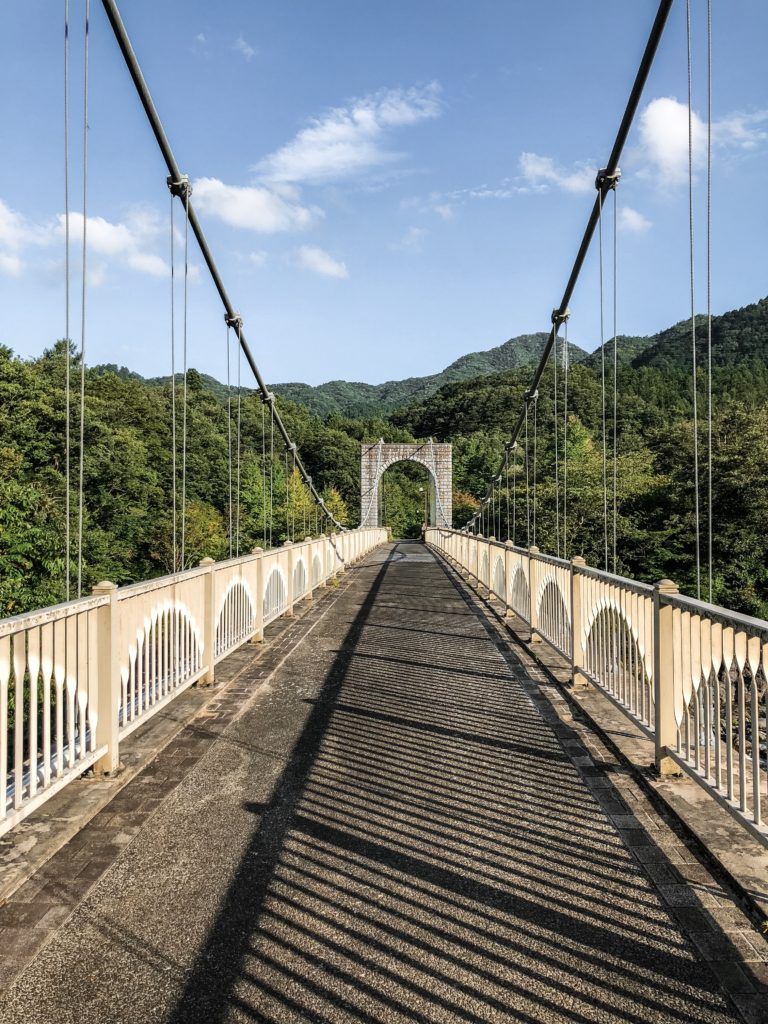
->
[0,1,766,386]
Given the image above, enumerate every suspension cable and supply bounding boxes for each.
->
[181,184,190,570]
[687,0,702,598]
[706,0,713,602]
[525,403,531,546]
[553,321,560,557]
[512,443,517,546]
[236,321,242,556]
[504,448,510,541]
[170,196,178,571]
[598,188,609,571]
[269,397,274,548]
[76,0,90,598]
[562,315,569,559]
[226,322,232,558]
[63,0,71,600]
[464,0,673,534]
[261,399,267,549]
[100,0,344,531]
[612,186,619,572]
[532,392,539,548]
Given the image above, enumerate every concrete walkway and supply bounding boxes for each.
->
[0,543,747,1023]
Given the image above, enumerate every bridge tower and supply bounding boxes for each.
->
[360,440,452,529]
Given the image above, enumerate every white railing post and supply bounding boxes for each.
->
[252,548,264,641]
[199,557,216,685]
[570,556,588,687]
[529,547,541,643]
[654,578,680,775]
[303,538,313,602]
[504,541,514,617]
[92,581,120,774]
[319,535,328,586]
[284,541,295,617]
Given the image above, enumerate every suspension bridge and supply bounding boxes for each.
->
[1,1,767,1022]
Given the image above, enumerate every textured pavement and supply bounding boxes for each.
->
[0,543,746,1023]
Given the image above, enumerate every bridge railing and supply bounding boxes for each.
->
[0,527,387,836]
[426,527,768,846]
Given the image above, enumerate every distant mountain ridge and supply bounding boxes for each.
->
[91,296,768,418]
[272,333,589,418]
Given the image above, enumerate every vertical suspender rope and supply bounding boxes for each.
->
[170,198,178,571]
[706,0,713,602]
[612,187,619,572]
[236,323,242,557]
[226,323,232,558]
[292,449,297,542]
[63,0,71,601]
[562,316,569,559]
[284,452,290,543]
[512,443,517,546]
[553,324,560,558]
[504,449,510,542]
[532,392,538,548]
[180,185,190,571]
[687,0,702,599]
[598,189,609,571]
[76,0,90,598]
[261,401,267,549]
[269,400,274,549]
[525,403,531,547]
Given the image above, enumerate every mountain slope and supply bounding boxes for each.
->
[273,332,588,418]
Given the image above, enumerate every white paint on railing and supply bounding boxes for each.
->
[0,527,387,837]
[426,526,767,846]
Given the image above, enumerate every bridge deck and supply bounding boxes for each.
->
[0,543,750,1022]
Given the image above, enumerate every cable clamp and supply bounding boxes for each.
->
[167,173,193,199]
[525,389,539,404]
[595,167,621,191]
[225,312,244,330]
[288,442,298,453]
[551,308,570,326]
[261,390,275,405]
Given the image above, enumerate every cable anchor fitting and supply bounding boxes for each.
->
[167,173,193,199]
[595,168,621,192]
[525,389,539,404]
[261,390,275,405]
[225,312,244,331]
[551,308,570,326]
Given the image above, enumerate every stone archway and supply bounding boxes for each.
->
[360,440,452,528]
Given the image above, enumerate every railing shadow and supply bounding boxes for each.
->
[166,540,742,1024]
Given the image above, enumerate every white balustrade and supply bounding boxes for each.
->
[426,526,767,845]
[0,527,387,836]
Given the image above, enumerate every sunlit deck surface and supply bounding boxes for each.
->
[0,543,745,1023]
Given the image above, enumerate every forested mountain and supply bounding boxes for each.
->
[2,295,768,620]
[272,333,588,417]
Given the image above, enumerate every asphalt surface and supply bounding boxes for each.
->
[0,542,738,1023]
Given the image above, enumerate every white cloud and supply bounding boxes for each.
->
[234,35,255,60]
[638,97,703,185]
[433,203,454,221]
[195,32,206,44]
[391,226,427,252]
[295,245,348,279]
[618,206,652,234]
[255,83,442,185]
[0,253,22,276]
[637,97,768,185]
[194,177,317,233]
[127,252,169,277]
[248,250,268,267]
[519,152,595,194]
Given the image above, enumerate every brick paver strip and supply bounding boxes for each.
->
[0,542,764,1022]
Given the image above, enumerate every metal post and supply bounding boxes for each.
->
[252,548,264,642]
